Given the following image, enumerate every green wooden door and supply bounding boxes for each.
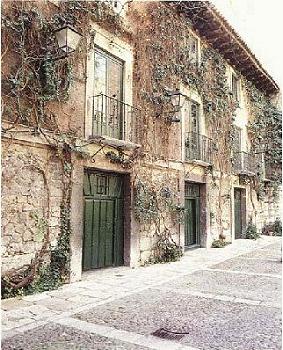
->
[185,183,200,246]
[234,188,246,239]
[83,171,124,270]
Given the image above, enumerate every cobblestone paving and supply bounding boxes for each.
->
[240,248,281,260]
[74,289,281,350]
[210,252,282,275]
[1,323,150,350]
[1,237,282,350]
[153,269,281,305]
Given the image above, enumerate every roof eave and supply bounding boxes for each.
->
[174,1,279,96]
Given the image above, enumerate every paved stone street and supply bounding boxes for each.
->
[1,236,282,350]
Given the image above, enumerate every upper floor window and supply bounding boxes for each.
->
[187,36,199,65]
[189,101,200,133]
[183,99,201,135]
[184,100,213,164]
[231,73,240,101]
[94,48,124,100]
[108,0,126,14]
[85,26,137,143]
[92,48,124,140]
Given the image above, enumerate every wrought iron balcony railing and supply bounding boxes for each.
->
[90,94,140,143]
[232,151,256,175]
[185,132,213,164]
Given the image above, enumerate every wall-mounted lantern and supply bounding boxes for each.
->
[54,24,82,58]
[166,89,186,123]
[168,89,186,112]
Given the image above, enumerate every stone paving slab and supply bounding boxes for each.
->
[35,296,83,312]
[153,269,281,306]
[2,304,61,331]
[1,322,151,350]
[74,290,282,350]
[2,298,33,311]
[239,243,281,260]
[210,256,282,275]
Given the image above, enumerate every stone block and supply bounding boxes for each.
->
[23,229,33,242]
[49,216,60,227]
[140,250,151,264]
[22,203,34,212]
[36,297,80,311]
[4,223,16,236]
[139,237,152,252]
[10,232,22,244]
[19,211,31,222]
[16,195,28,204]
[1,235,12,247]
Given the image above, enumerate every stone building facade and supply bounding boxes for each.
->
[1,1,281,288]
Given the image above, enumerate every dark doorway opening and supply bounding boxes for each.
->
[234,188,246,239]
[185,182,201,247]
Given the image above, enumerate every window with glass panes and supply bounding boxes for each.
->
[92,48,124,139]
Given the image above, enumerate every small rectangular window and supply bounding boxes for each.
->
[189,101,200,134]
[232,74,239,101]
[96,175,109,195]
[188,36,199,64]
[108,0,126,14]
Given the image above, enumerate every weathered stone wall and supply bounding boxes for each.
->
[1,140,63,274]
[132,164,181,264]
[253,186,281,232]
[208,174,232,243]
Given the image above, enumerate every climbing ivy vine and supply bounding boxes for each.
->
[246,81,282,182]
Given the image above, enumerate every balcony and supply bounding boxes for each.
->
[90,94,140,144]
[232,151,256,175]
[185,132,213,165]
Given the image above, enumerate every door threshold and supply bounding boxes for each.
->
[184,244,200,251]
[81,265,129,280]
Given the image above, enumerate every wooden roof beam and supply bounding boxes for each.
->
[207,34,231,45]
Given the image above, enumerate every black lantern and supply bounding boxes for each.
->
[168,89,186,113]
[54,25,82,56]
[166,89,186,123]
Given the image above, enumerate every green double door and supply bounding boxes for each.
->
[83,171,124,270]
[234,188,246,239]
[185,183,200,247]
